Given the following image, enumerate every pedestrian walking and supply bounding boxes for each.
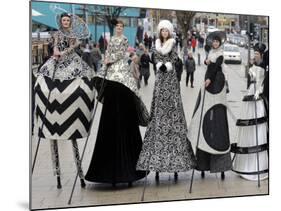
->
[130,53,141,89]
[175,56,184,82]
[185,52,196,88]
[140,48,151,86]
[91,43,102,72]
[191,36,197,53]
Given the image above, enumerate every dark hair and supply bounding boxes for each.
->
[254,43,266,55]
[159,28,171,43]
[212,35,222,46]
[116,19,125,27]
[60,12,71,19]
[111,19,125,27]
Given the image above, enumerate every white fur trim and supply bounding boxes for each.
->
[157,20,174,36]
[155,38,175,55]
[165,62,173,71]
[156,62,163,70]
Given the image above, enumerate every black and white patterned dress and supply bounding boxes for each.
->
[188,48,232,173]
[85,35,149,184]
[33,31,95,140]
[136,38,196,172]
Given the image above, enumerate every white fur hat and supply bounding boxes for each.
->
[157,20,174,36]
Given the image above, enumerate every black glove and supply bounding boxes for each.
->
[159,63,167,72]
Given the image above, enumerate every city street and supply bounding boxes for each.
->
[31,47,268,210]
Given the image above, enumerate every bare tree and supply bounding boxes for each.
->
[159,10,173,21]
[176,11,196,45]
[104,6,126,36]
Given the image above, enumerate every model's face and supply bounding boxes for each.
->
[61,16,71,29]
[161,28,170,40]
[254,51,262,62]
[212,40,220,49]
[115,23,124,35]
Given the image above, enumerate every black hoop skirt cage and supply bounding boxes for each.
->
[231,65,268,180]
[85,77,148,184]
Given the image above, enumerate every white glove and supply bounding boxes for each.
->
[254,87,263,100]
[249,68,256,80]
[254,91,259,100]
[165,62,173,72]
[156,62,163,70]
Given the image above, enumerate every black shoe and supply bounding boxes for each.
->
[221,172,225,180]
[191,84,194,88]
[128,182,133,187]
[155,172,159,181]
[57,176,62,189]
[186,83,188,87]
[201,171,205,179]
[174,172,178,181]
[80,179,86,188]
[112,182,116,188]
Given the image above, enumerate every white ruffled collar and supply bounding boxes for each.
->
[155,38,175,55]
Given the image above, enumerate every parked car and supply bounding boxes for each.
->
[207,26,220,33]
[224,44,242,64]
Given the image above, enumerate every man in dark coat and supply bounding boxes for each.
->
[140,48,151,86]
[185,52,196,88]
[175,56,183,82]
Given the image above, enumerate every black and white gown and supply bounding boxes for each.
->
[188,47,232,173]
[33,31,95,140]
[231,64,268,180]
[33,31,95,179]
[85,35,149,184]
[136,38,196,173]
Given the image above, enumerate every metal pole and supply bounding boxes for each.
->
[68,10,109,204]
[253,81,261,187]
[95,6,97,43]
[32,60,58,173]
[189,86,206,193]
[67,90,99,205]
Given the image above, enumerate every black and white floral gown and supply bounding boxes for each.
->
[136,38,196,172]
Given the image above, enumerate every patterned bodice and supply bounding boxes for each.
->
[105,35,129,63]
[54,31,76,52]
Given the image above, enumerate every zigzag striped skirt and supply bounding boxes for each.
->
[33,75,95,140]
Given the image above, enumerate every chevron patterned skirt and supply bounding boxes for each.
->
[33,75,95,140]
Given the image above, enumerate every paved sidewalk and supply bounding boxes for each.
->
[31,47,268,209]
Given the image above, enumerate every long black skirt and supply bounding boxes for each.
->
[85,80,147,183]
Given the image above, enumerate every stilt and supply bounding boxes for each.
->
[189,87,206,193]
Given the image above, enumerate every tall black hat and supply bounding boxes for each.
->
[206,31,226,48]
